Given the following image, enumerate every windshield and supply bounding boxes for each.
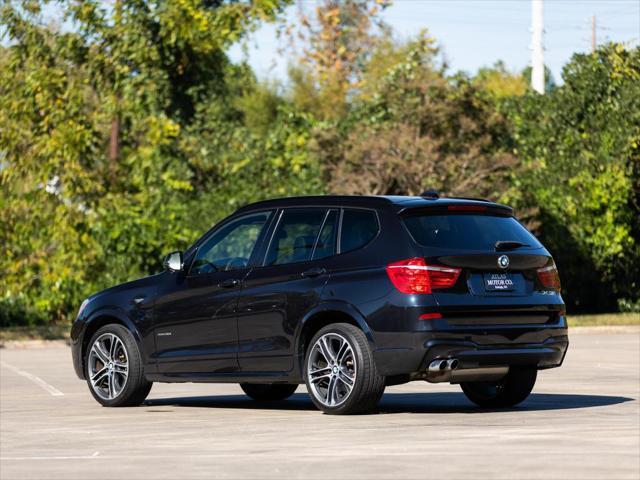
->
[402,214,543,251]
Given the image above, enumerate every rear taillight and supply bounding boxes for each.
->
[537,264,561,291]
[386,258,461,294]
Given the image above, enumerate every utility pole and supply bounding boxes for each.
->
[591,15,597,52]
[531,0,545,94]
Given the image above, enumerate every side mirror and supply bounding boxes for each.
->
[163,251,183,272]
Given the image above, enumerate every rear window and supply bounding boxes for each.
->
[402,214,542,251]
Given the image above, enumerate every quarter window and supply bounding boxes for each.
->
[190,212,271,275]
[340,209,379,253]
[265,209,326,265]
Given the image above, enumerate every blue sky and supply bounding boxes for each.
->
[229,0,640,84]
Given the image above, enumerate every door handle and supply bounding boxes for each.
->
[301,267,326,278]
[218,278,240,288]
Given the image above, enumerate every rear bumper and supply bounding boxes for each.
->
[420,335,568,371]
[372,318,569,377]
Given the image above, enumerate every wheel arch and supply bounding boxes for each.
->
[80,309,141,376]
[295,302,375,374]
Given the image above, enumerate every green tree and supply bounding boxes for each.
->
[315,36,515,200]
[0,0,320,326]
[284,0,390,120]
[505,44,640,312]
[473,61,528,99]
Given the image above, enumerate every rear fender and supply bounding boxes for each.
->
[294,301,376,378]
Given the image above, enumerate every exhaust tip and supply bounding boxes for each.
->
[447,359,460,370]
[429,359,449,372]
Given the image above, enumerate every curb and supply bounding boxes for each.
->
[0,339,71,349]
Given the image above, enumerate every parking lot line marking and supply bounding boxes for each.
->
[1,452,99,461]
[0,361,64,397]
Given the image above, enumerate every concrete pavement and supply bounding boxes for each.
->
[1,329,639,479]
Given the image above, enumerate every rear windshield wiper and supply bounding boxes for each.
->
[495,240,530,251]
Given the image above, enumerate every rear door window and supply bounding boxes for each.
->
[265,209,326,265]
[402,213,542,251]
[340,209,379,253]
[312,210,338,260]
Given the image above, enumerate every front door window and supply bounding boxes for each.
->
[190,212,272,275]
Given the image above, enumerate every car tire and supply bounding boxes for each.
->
[240,383,298,401]
[304,323,385,415]
[460,366,537,408]
[85,324,152,407]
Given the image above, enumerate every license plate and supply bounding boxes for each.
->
[484,273,515,291]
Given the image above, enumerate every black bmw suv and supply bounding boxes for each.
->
[71,194,568,414]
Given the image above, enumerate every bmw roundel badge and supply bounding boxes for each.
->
[498,255,510,269]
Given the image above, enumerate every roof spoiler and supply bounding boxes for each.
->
[399,203,514,216]
[447,195,492,203]
[419,190,493,204]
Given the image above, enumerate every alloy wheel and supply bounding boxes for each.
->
[307,333,356,407]
[87,333,129,401]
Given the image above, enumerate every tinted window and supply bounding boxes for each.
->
[312,210,338,260]
[191,212,271,274]
[265,209,326,265]
[340,209,379,253]
[403,214,543,251]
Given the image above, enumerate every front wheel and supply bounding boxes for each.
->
[304,323,385,415]
[86,324,152,407]
[460,366,537,408]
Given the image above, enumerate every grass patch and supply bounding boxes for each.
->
[568,312,640,327]
[0,324,70,342]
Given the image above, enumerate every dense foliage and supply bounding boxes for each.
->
[504,45,640,312]
[1,0,638,326]
[0,0,321,325]
[315,36,516,200]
